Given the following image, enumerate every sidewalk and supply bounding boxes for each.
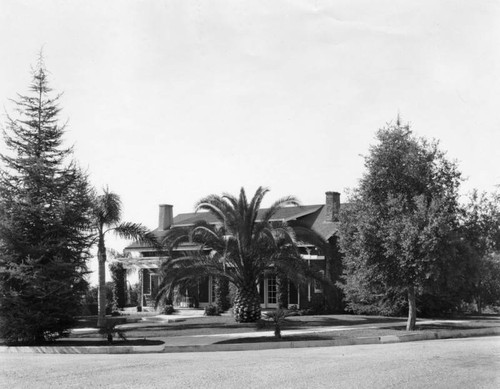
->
[1,312,499,354]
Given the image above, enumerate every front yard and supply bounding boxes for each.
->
[62,312,500,346]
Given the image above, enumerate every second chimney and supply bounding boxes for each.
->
[325,191,340,222]
[159,204,173,230]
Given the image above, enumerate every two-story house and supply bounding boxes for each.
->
[122,191,344,311]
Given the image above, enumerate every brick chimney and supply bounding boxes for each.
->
[325,191,340,222]
[158,204,173,230]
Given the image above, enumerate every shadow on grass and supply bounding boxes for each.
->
[2,339,165,347]
[215,335,331,344]
[280,315,404,330]
[53,339,165,347]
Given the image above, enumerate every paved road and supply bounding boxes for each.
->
[1,336,499,388]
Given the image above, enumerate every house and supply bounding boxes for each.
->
[122,191,344,311]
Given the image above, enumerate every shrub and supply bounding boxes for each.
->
[162,305,175,315]
[204,304,220,316]
[98,320,127,344]
[263,309,291,339]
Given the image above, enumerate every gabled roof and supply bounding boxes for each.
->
[125,203,341,251]
[171,204,322,227]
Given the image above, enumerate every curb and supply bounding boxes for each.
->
[1,327,499,355]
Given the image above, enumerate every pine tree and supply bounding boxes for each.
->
[0,56,93,345]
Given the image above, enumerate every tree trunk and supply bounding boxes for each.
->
[233,282,261,323]
[97,237,107,328]
[406,285,417,331]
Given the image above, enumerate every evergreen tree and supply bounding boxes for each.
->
[338,120,463,330]
[109,262,127,310]
[0,57,92,345]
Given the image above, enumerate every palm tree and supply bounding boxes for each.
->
[156,186,328,323]
[91,189,158,327]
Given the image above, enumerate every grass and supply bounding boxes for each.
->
[67,313,500,342]
[4,312,497,347]
[39,339,165,347]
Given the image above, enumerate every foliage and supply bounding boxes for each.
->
[109,262,127,309]
[0,57,93,345]
[98,320,127,344]
[89,188,159,327]
[338,120,463,330]
[82,283,113,315]
[459,191,500,311]
[157,187,329,323]
[276,273,288,309]
[263,309,291,338]
[204,304,220,316]
[162,304,176,315]
[214,277,231,312]
[126,282,141,307]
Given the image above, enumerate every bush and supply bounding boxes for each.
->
[98,320,127,344]
[263,309,291,338]
[162,305,175,315]
[204,304,220,316]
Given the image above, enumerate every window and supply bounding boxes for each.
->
[267,276,277,304]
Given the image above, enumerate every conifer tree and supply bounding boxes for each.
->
[0,56,93,345]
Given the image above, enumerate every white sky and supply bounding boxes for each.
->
[1,0,499,283]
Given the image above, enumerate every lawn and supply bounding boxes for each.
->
[65,312,500,345]
[3,312,497,347]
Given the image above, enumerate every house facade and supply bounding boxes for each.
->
[122,191,344,311]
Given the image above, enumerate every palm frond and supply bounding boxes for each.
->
[94,188,122,225]
[161,227,191,251]
[195,199,227,225]
[292,222,331,256]
[260,195,300,224]
[155,253,232,307]
[113,222,160,248]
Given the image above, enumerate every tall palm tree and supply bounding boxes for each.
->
[91,189,158,327]
[156,187,328,323]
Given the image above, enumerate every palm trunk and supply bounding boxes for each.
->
[233,282,261,323]
[406,285,417,331]
[97,236,107,328]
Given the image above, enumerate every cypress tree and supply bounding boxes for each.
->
[0,56,93,345]
[109,262,127,310]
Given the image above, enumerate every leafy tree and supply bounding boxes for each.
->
[460,191,500,312]
[157,187,328,322]
[0,57,93,344]
[339,120,462,330]
[89,189,158,327]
